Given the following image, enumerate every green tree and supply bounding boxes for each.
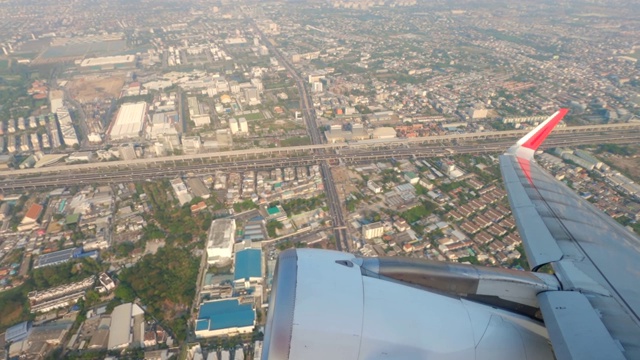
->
[116,247,198,341]
[115,241,135,258]
[266,220,284,238]
[85,289,101,307]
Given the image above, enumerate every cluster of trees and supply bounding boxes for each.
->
[142,182,212,246]
[0,258,104,332]
[595,144,635,156]
[141,223,165,241]
[616,216,640,236]
[266,220,284,238]
[0,286,32,331]
[0,63,34,119]
[115,247,198,341]
[233,199,258,213]
[400,200,437,224]
[414,184,429,196]
[280,194,326,215]
[439,181,467,193]
[115,93,153,106]
[31,258,103,289]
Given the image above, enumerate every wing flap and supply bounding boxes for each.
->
[500,155,563,268]
[500,110,640,359]
[538,291,625,360]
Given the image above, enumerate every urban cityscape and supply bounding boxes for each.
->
[0,0,639,359]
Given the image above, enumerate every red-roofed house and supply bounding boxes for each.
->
[19,203,43,231]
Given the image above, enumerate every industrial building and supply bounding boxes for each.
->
[109,102,147,141]
[574,149,603,169]
[5,322,32,343]
[79,55,136,70]
[67,151,93,162]
[206,219,236,265]
[241,217,266,242]
[8,321,72,358]
[186,177,210,199]
[108,303,145,349]
[372,127,397,139]
[182,136,202,153]
[562,153,596,170]
[149,112,178,139]
[233,247,263,288]
[187,97,211,127]
[33,247,96,269]
[56,108,79,147]
[195,298,255,338]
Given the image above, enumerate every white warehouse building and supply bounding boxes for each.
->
[108,303,145,349]
[206,219,236,265]
[109,102,147,141]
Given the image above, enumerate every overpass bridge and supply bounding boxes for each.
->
[1,123,638,179]
[0,131,636,191]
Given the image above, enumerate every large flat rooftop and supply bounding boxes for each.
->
[234,249,262,281]
[34,247,80,269]
[207,219,236,249]
[109,102,147,140]
[80,55,135,67]
[195,298,254,331]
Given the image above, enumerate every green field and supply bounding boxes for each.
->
[236,112,264,121]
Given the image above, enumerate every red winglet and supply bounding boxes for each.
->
[520,108,569,150]
[508,109,569,186]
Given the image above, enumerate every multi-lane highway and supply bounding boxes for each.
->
[1,132,634,191]
[254,20,349,250]
[2,124,637,178]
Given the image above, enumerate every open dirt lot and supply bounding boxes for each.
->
[604,155,640,181]
[332,166,362,199]
[67,75,125,103]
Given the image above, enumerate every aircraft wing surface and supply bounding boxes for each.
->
[499,109,640,359]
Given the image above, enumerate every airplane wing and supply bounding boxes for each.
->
[261,110,640,360]
[499,109,640,359]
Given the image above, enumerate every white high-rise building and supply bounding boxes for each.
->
[206,219,236,265]
[238,117,248,133]
[362,222,384,240]
[230,118,239,134]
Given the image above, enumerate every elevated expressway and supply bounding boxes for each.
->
[1,122,637,179]
[0,126,637,192]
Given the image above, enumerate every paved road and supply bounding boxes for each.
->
[2,125,636,178]
[254,20,348,250]
[1,134,634,192]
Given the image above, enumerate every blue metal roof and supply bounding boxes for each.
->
[196,299,255,331]
[234,249,262,281]
[5,321,31,343]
